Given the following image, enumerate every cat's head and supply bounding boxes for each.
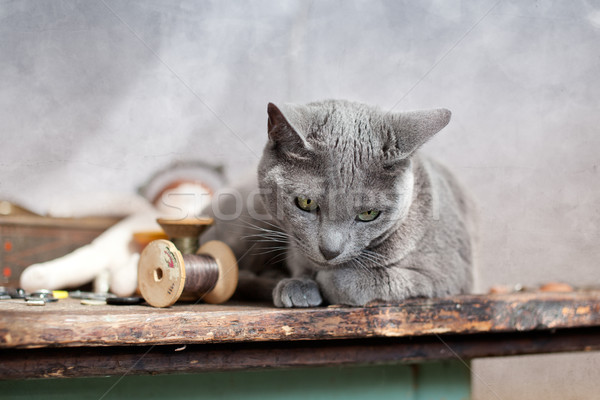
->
[257,100,450,269]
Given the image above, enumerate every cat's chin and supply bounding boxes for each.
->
[306,256,354,271]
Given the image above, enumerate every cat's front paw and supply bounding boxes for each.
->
[273,278,323,308]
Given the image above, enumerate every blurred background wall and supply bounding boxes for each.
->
[1,1,599,397]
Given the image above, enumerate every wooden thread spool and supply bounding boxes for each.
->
[138,218,238,308]
[138,239,238,307]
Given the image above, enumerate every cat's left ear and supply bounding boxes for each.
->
[385,108,451,159]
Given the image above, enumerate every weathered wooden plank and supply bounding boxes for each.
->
[1,291,599,349]
[1,328,599,380]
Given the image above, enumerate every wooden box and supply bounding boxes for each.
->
[0,213,119,287]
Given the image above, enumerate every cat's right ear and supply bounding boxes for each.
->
[266,103,312,157]
[384,108,451,161]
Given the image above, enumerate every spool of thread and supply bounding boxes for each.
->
[156,217,213,254]
[138,239,238,308]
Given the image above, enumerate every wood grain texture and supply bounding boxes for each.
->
[1,291,600,349]
[0,215,120,287]
[2,329,600,380]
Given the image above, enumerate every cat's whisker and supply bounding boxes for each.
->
[243,240,289,246]
[349,258,374,278]
[362,249,388,263]
[359,249,389,268]
[359,255,386,270]
[236,218,286,234]
[241,234,289,242]
[241,216,285,231]
[350,255,383,280]
[359,253,381,266]
[241,231,288,238]
[241,229,287,239]
[240,224,284,235]
[252,246,289,256]
[287,233,306,250]
[242,234,289,244]
[255,219,286,231]
[237,221,291,243]
[362,253,385,263]
[266,251,292,266]
[349,257,366,272]
[243,236,289,244]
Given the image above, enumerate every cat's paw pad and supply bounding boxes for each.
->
[273,278,323,308]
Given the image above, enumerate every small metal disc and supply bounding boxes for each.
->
[31,289,53,297]
[26,296,57,303]
[68,290,85,299]
[69,291,115,300]
[9,288,26,299]
[106,296,144,305]
[43,297,58,302]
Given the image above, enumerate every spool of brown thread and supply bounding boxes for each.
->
[138,218,238,308]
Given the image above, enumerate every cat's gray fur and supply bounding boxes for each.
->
[203,100,476,307]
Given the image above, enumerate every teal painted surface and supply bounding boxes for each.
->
[1,361,470,400]
[413,362,471,400]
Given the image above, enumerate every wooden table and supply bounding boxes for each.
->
[1,291,599,378]
[1,291,600,399]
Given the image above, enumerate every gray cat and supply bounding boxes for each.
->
[204,100,476,307]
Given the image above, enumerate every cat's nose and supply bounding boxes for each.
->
[319,245,342,261]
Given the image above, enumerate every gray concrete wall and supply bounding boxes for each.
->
[1,1,599,397]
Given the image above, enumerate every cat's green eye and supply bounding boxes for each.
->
[296,196,318,212]
[357,209,380,222]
